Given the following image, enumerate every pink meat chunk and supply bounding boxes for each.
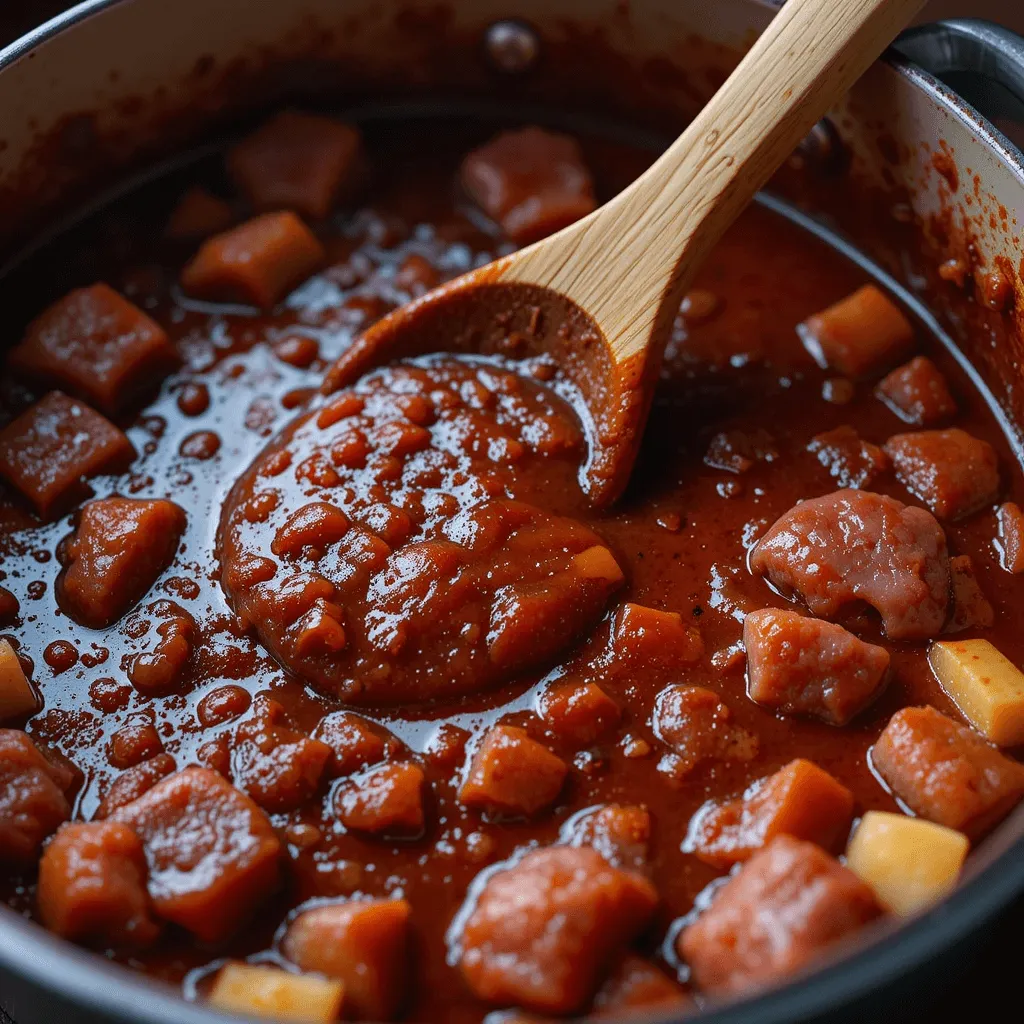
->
[743,608,889,725]
[875,356,957,426]
[750,489,950,640]
[456,845,658,1015]
[678,835,882,995]
[806,425,888,489]
[884,428,999,521]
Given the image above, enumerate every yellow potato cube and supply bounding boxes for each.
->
[928,639,1024,746]
[208,963,343,1022]
[0,639,37,722]
[845,811,968,916]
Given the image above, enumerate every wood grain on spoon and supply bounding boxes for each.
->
[324,0,926,505]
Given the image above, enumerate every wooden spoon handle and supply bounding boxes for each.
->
[503,0,926,362]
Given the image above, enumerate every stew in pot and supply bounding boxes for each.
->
[1,109,1023,1022]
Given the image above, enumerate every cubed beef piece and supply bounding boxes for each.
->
[282,898,411,1020]
[110,766,281,942]
[37,821,160,948]
[871,705,1024,838]
[703,429,777,474]
[806,426,889,489]
[996,501,1024,573]
[457,845,658,1015]
[561,803,651,873]
[680,836,881,995]
[231,697,331,813]
[94,754,177,820]
[750,490,950,640]
[653,685,758,777]
[743,608,889,725]
[461,128,596,244]
[685,759,854,868]
[124,600,196,697]
[537,679,620,746]
[590,954,692,1018]
[55,497,186,629]
[610,602,704,668]
[798,285,914,378]
[334,761,425,837]
[0,392,135,520]
[0,730,72,865]
[165,186,234,241]
[876,356,957,426]
[947,554,994,632]
[885,428,999,520]
[7,285,176,416]
[313,710,391,777]
[459,725,567,818]
[180,211,325,310]
[228,111,363,221]
[0,638,39,721]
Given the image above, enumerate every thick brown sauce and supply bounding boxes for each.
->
[1,114,1023,1022]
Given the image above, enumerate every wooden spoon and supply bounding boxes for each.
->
[324,0,925,506]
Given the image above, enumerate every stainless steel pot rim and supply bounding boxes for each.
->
[2,3,1024,1024]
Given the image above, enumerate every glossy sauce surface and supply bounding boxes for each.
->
[1,114,1024,1021]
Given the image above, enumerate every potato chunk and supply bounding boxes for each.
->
[0,639,38,721]
[208,963,344,1022]
[929,639,1024,746]
[845,811,968,916]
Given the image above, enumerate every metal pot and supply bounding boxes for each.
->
[1,2,1024,1022]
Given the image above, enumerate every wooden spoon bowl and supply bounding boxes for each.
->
[324,0,926,506]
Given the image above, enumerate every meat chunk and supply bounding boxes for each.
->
[996,501,1024,573]
[110,766,281,942]
[459,724,567,818]
[743,608,889,725]
[947,554,994,632]
[281,898,411,1021]
[180,211,325,310]
[94,754,177,820]
[461,127,596,244]
[684,759,854,868]
[750,490,950,640]
[536,679,620,746]
[806,425,889,489]
[0,730,72,865]
[313,710,390,777]
[228,111,363,220]
[560,804,651,873]
[875,355,957,426]
[653,685,758,777]
[37,821,160,948]
[0,638,39,722]
[679,836,881,995]
[590,955,692,1018]
[457,845,658,1015]
[610,602,704,668]
[8,284,176,416]
[231,697,332,813]
[55,497,186,629]
[871,706,1024,839]
[798,284,914,378]
[334,761,425,837]
[885,428,999,520]
[0,391,135,520]
[165,186,234,241]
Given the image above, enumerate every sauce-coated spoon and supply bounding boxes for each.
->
[324,0,925,506]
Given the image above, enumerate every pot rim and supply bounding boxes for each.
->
[2,3,1024,1024]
